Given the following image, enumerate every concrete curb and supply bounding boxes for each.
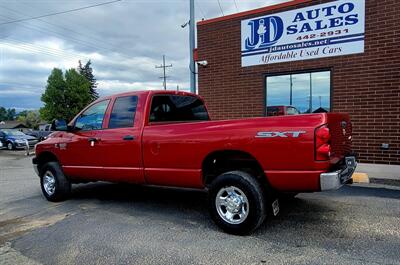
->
[355,163,400,187]
[369,178,400,188]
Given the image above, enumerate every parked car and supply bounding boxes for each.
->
[33,90,356,235]
[0,129,39,150]
[267,105,300,116]
[26,124,53,141]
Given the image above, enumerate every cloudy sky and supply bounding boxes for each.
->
[0,0,287,111]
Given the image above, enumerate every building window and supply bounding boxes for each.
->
[266,71,331,115]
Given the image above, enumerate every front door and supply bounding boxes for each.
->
[59,99,110,180]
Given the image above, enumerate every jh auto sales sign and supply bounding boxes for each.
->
[241,0,365,67]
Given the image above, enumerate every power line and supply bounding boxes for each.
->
[155,55,172,90]
[0,14,133,63]
[1,32,91,60]
[216,0,224,16]
[189,0,196,93]
[233,0,239,12]
[1,39,89,61]
[0,14,114,56]
[2,42,81,62]
[195,1,206,19]
[0,5,120,53]
[0,0,122,26]
[1,43,75,61]
[0,4,139,63]
[3,39,81,59]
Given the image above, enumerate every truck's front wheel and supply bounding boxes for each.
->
[208,171,266,235]
[40,162,71,202]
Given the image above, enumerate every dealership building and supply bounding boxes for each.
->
[197,0,399,165]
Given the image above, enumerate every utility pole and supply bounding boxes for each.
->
[155,55,172,90]
[189,0,196,94]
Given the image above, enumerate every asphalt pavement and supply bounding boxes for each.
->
[0,150,399,265]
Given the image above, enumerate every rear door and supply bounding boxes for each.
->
[60,99,110,180]
[96,95,145,183]
[142,94,209,188]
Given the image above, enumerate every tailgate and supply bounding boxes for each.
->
[327,113,353,162]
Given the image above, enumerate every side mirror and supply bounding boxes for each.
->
[51,120,69,131]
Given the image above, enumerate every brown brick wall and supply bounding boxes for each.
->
[197,0,400,164]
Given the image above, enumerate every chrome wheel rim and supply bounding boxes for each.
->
[215,186,249,224]
[43,171,56,196]
[7,143,12,150]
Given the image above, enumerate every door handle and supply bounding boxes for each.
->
[123,135,135,141]
[88,137,100,142]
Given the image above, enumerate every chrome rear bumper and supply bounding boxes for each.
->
[320,156,357,191]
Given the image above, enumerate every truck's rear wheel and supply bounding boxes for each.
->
[40,162,71,202]
[208,171,266,235]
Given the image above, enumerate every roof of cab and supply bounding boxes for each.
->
[95,90,199,102]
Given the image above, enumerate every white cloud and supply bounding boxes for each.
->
[0,89,38,96]
[0,0,289,109]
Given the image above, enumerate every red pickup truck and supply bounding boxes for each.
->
[33,90,356,234]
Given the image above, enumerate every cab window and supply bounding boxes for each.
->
[149,95,209,123]
[108,96,138,129]
[75,100,110,131]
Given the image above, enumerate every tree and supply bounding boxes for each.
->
[40,68,92,122]
[78,60,99,101]
[17,111,41,129]
[40,68,67,122]
[0,107,6,121]
[7,109,16,120]
[64,69,91,121]
[18,110,29,118]
[0,107,16,121]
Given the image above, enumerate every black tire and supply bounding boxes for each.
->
[7,142,14,150]
[208,171,266,235]
[40,162,71,202]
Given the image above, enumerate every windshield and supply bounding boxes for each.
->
[2,129,26,136]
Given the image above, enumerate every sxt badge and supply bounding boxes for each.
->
[256,131,306,138]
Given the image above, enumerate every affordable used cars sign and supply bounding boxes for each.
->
[241,0,365,67]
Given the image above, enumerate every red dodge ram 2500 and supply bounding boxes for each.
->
[33,90,357,234]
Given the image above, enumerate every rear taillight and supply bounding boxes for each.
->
[315,125,331,161]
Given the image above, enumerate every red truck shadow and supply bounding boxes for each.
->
[69,182,339,233]
[68,182,399,241]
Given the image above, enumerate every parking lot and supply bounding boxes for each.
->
[0,150,400,265]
